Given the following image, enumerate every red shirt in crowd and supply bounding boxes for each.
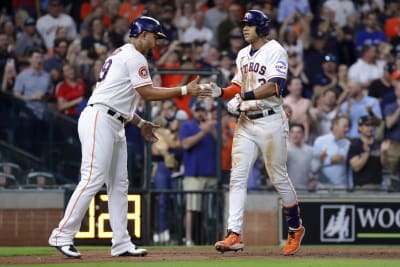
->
[55,80,86,117]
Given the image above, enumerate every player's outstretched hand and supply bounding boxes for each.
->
[227,94,242,116]
[197,83,222,98]
[140,121,160,144]
[186,76,212,98]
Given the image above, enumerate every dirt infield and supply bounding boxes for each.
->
[1,246,399,265]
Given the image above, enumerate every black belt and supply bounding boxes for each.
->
[89,104,126,123]
[245,109,275,120]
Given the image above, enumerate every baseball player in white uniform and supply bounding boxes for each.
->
[208,10,305,255]
[48,16,211,258]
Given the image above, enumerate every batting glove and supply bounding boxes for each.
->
[227,94,242,116]
[240,99,268,111]
[209,82,222,98]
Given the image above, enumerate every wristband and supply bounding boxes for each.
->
[240,91,256,100]
[181,86,188,95]
[137,119,146,129]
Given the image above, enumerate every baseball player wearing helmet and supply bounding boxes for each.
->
[48,16,211,258]
[206,10,305,255]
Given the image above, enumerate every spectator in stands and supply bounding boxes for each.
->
[1,18,16,53]
[13,48,52,154]
[286,51,309,97]
[81,17,108,60]
[218,51,234,86]
[368,62,395,104]
[311,116,351,189]
[15,18,46,66]
[217,3,241,51]
[43,38,69,88]
[204,0,227,46]
[338,10,358,66]
[355,11,387,51]
[36,0,77,50]
[384,73,400,188]
[303,30,328,83]
[284,77,312,141]
[151,104,187,245]
[106,15,128,51]
[277,0,311,24]
[308,88,338,144]
[348,45,385,90]
[174,1,195,39]
[1,58,16,93]
[339,79,382,138]
[119,0,144,23]
[159,5,179,43]
[322,0,356,28]
[156,41,192,117]
[180,100,217,246]
[55,63,86,118]
[183,10,213,56]
[287,123,314,191]
[348,115,389,190]
[384,1,400,41]
[0,31,16,82]
[278,9,311,63]
[337,63,350,94]
[312,54,340,96]
[225,28,245,61]
[220,107,235,186]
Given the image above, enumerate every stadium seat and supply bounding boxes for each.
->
[25,171,56,187]
[0,172,18,188]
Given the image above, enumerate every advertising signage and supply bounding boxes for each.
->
[281,200,400,244]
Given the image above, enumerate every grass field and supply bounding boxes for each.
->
[1,246,400,267]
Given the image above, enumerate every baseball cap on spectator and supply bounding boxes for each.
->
[175,110,188,121]
[384,62,395,74]
[358,116,374,126]
[24,17,36,26]
[194,40,206,46]
[191,100,206,111]
[323,54,337,63]
[391,70,400,81]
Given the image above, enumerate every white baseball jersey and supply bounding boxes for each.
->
[88,43,153,121]
[49,43,150,256]
[232,40,288,110]
[226,40,299,234]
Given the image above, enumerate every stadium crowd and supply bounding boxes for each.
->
[1,0,400,239]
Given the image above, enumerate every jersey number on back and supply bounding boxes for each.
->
[98,59,112,82]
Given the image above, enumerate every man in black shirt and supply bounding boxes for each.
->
[348,116,389,190]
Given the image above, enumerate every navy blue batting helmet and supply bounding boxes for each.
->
[241,10,270,37]
[129,16,166,39]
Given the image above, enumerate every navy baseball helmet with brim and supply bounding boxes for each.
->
[129,16,167,39]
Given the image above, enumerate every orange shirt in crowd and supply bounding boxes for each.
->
[161,62,193,118]
[119,2,145,23]
[221,120,236,171]
[385,17,400,40]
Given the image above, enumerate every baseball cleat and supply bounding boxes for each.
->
[53,245,81,258]
[214,231,244,253]
[115,247,148,257]
[282,225,305,255]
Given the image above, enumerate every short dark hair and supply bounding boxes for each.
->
[331,115,350,130]
[53,37,69,48]
[28,48,43,57]
[290,123,305,132]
